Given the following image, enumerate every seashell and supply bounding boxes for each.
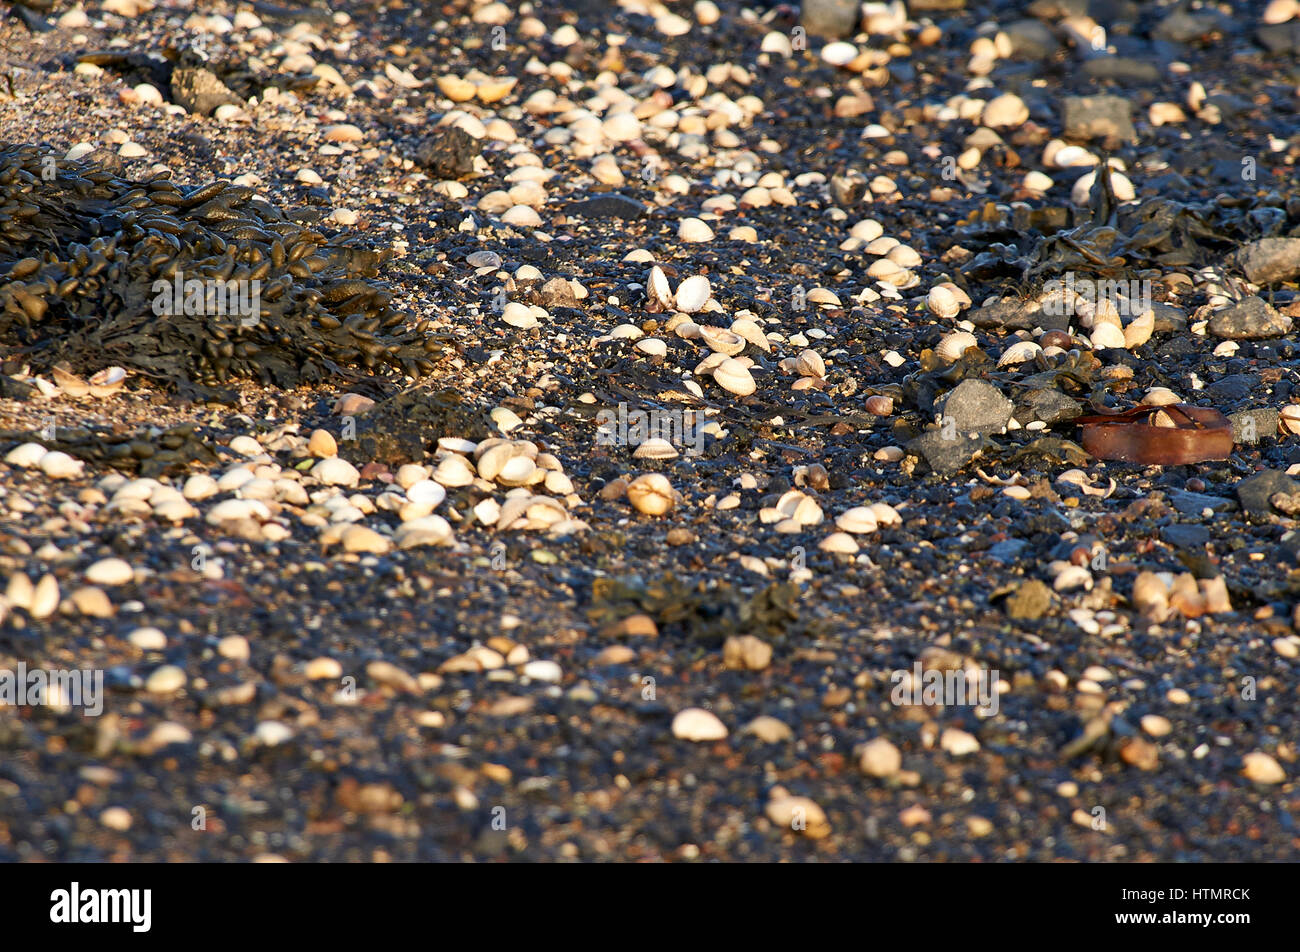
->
[5,442,47,468]
[635,337,667,357]
[1054,565,1093,592]
[1131,571,1169,621]
[502,302,538,328]
[867,258,903,281]
[865,395,893,416]
[1056,469,1116,498]
[868,502,901,527]
[1039,329,1073,349]
[647,265,674,309]
[89,366,126,397]
[437,75,477,102]
[864,236,899,255]
[1092,298,1122,328]
[997,340,1042,367]
[712,358,756,396]
[1089,322,1125,349]
[609,323,643,339]
[1124,310,1154,348]
[673,320,701,340]
[634,437,679,460]
[696,325,746,356]
[627,473,675,515]
[1151,409,1179,428]
[729,317,770,352]
[887,245,922,269]
[53,364,90,397]
[432,454,476,487]
[806,287,842,306]
[822,41,859,66]
[836,507,878,534]
[794,349,825,378]
[476,77,517,103]
[674,274,711,313]
[496,456,537,486]
[935,331,977,362]
[925,286,967,319]
[1141,387,1181,406]
[1280,405,1300,436]
[819,532,859,554]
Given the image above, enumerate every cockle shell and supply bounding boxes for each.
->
[713,358,756,395]
[936,331,978,362]
[997,340,1043,366]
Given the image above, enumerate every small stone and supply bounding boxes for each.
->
[1235,238,1300,285]
[672,707,728,742]
[940,728,981,756]
[938,379,1014,437]
[800,0,862,38]
[722,635,772,671]
[100,807,132,831]
[1005,579,1053,620]
[70,587,113,618]
[1236,469,1299,518]
[1062,95,1136,144]
[252,721,293,746]
[84,557,134,586]
[308,429,338,457]
[565,194,647,219]
[145,665,186,694]
[1241,751,1286,784]
[218,635,251,661]
[128,627,167,651]
[340,525,391,554]
[859,737,903,778]
[312,457,360,487]
[1207,296,1292,340]
[744,716,794,743]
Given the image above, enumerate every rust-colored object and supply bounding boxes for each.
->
[1076,404,1234,465]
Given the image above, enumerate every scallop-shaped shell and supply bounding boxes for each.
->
[1280,405,1300,435]
[868,502,901,527]
[806,287,842,306]
[695,352,729,376]
[713,358,756,396]
[475,442,517,482]
[795,349,825,378]
[867,258,902,280]
[475,77,516,103]
[1093,298,1122,328]
[635,337,667,357]
[1089,322,1126,349]
[819,532,859,554]
[609,323,643,339]
[1124,310,1154,348]
[997,340,1043,367]
[496,455,538,487]
[697,325,746,357]
[836,506,878,534]
[1141,387,1181,406]
[674,275,712,313]
[936,331,978,362]
[432,454,476,487]
[730,317,770,352]
[927,285,960,319]
[627,473,675,515]
[647,265,674,310]
[436,75,477,102]
[633,437,679,459]
[887,245,922,269]
[89,366,127,397]
[864,236,900,255]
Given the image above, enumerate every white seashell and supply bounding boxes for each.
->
[927,285,961,319]
[647,265,674,309]
[678,218,714,242]
[394,515,454,548]
[636,337,668,357]
[997,340,1043,366]
[634,437,679,460]
[729,317,770,352]
[502,302,538,328]
[5,442,47,468]
[30,573,60,619]
[868,502,901,527]
[609,323,643,339]
[674,274,712,313]
[627,474,675,515]
[697,325,746,356]
[1054,565,1093,592]
[851,219,884,242]
[819,532,859,554]
[822,41,859,66]
[496,456,537,487]
[712,358,756,396]
[39,451,84,479]
[1142,388,1182,406]
[433,454,477,487]
[806,287,842,306]
[836,507,878,534]
[1089,322,1126,349]
[1124,310,1155,348]
[936,331,978,362]
[795,349,825,378]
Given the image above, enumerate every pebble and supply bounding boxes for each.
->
[312,457,361,487]
[859,737,903,778]
[671,707,728,742]
[84,558,133,586]
[1241,752,1286,784]
[145,665,187,694]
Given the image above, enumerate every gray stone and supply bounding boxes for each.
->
[1016,389,1082,426]
[1082,58,1161,83]
[1003,19,1058,60]
[799,0,860,39]
[1062,95,1136,144]
[564,194,647,219]
[1005,580,1053,621]
[1150,303,1188,334]
[1169,490,1235,516]
[987,539,1029,564]
[1152,11,1222,45]
[170,67,241,117]
[1235,238,1300,285]
[1161,524,1210,550]
[1204,374,1259,405]
[1257,22,1300,54]
[938,379,1014,437]
[1207,296,1293,340]
[1230,408,1278,446]
[1236,470,1300,519]
[907,430,986,477]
